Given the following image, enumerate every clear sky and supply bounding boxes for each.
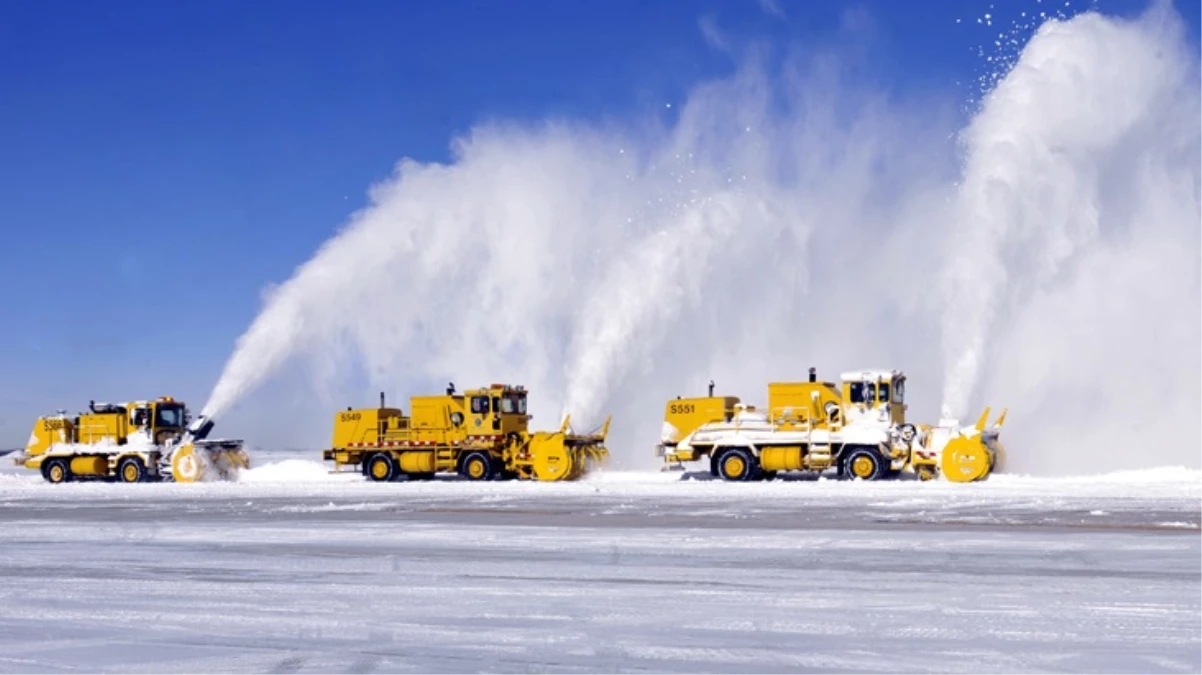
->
[0,0,1197,446]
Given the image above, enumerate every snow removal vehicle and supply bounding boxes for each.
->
[15,396,250,484]
[656,368,1005,482]
[323,383,611,482]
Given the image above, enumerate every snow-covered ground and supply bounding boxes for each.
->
[1,452,1198,673]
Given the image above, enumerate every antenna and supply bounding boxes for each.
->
[708,380,715,397]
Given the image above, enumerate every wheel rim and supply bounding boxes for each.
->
[123,464,138,482]
[723,455,745,478]
[468,458,486,479]
[851,455,875,478]
[49,465,64,482]
[371,458,390,479]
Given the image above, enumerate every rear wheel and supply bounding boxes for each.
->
[716,448,756,482]
[44,458,71,484]
[460,452,494,481]
[118,457,146,483]
[366,454,395,482]
[844,447,885,481]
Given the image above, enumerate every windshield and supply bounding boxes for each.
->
[893,380,905,403]
[500,394,527,414]
[155,405,185,428]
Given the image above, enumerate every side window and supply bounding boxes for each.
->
[894,381,906,403]
[850,383,878,404]
[471,396,488,414]
[879,383,891,403]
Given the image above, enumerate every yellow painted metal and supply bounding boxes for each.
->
[69,456,107,476]
[658,369,1013,483]
[75,412,127,445]
[527,432,573,481]
[18,396,245,484]
[324,384,609,482]
[663,396,740,442]
[759,446,803,472]
[169,443,249,483]
[398,451,436,474]
[171,445,201,483]
[941,408,1007,483]
[23,415,74,463]
[767,381,842,427]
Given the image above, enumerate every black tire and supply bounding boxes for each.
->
[43,458,71,484]
[843,447,885,481]
[118,457,146,483]
[460,452,494,481]
[365,454,395,482]
[715,448,756,482]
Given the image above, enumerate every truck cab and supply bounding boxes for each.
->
[838,370,907,427]
[126,397,188,445]
[463,384,529,438]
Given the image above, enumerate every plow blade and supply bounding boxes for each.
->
[170,441,250,483]
[940,408,1006,483]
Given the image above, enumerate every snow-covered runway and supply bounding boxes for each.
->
[1,457,1198,673]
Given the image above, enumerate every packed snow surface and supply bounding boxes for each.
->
[1,454,1198,673]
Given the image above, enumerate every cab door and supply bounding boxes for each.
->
[469,394,490,435]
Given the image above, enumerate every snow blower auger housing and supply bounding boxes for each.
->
[912,408,1007,483]
[322,384,611,482]
[656,368,1006,482]
[14,397,249,484]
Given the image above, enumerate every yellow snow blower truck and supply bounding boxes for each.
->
[14,396,250,484]
[323,383,610,482]
[656,368,1005,482]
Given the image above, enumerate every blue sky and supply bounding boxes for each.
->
[0,0,1196,445]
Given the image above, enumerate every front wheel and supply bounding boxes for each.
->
[844,447,885,481]
[118,457,146,483]
[460,452,494,481]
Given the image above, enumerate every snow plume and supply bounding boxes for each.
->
[205,3,1199,474]
[940,5,1200,473]
[202,52,952,470]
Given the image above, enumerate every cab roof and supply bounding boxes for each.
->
[839,369,904,383]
